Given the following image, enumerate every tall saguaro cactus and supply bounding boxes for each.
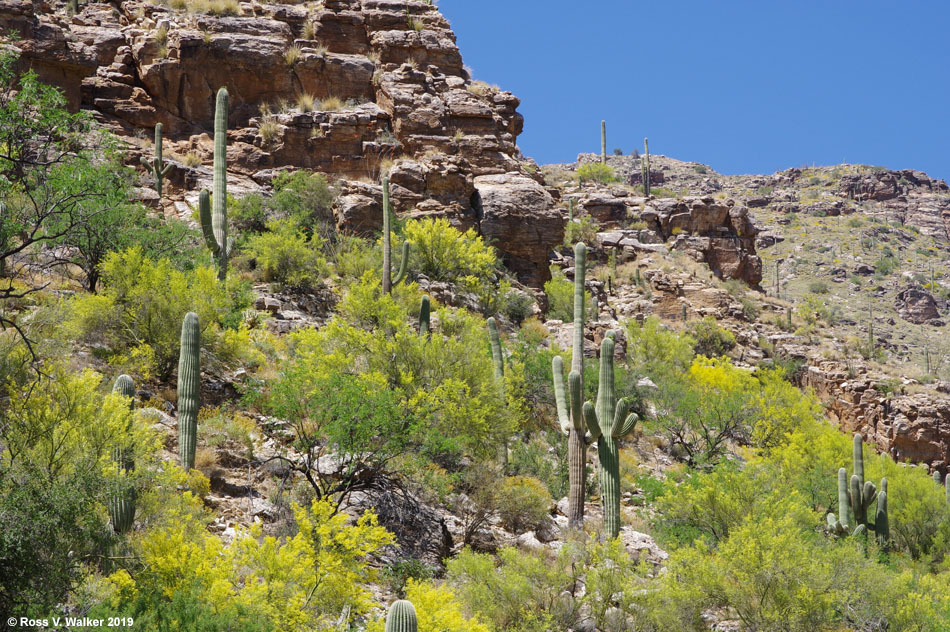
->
[583,335,638,539]
[600,120,606,163]
[642,137,651,197]
[140,123,173,200]
[826,433,888,545]
[552,242,590,529]
[381,176,409,294]
[178,312,201,470]
[385,600,418,632]
[487,316,508,470]
[200,87,233,281]
[109,374,136,533]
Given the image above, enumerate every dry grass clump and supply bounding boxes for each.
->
[302,21,316,40]
[296,92,316,112]
[165,0,240,16]
[182,152,202,167]
[284,44,302,67]
[319,96,343,111]
[466,80,496,97]
[259,119,281,144]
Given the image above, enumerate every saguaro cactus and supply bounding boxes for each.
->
[385,600,418,632]
[487,316,508,469]
[826,433,888,544]
[178,312,201,470]
[140,123,173,199]
[200,87,233,281]
[600,120,606,163]
[552,242,590,529]
[419,295,430,336]
[109,374,136,533]
[583,335,638,539]
[381,176,409,294]
[642,137,651,197]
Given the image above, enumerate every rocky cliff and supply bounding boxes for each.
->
[4,0,562,284]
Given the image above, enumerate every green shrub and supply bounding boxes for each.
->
[544,267,593,322]
[496,475,553,532]
[563,214,599,246]
[739,296,761,321]
[244,219,328,289]
[498,286,535,325]
[509,433,568,499]
[809,280,830,294]
[270,170,335,237]
[875,256,898,275]
[68,247,243,379]
[404,217,497,283]
[577,162,616,184]
[687,316,736,357]
[230,193,268,233]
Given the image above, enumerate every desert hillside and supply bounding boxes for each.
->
[1,1,949,631]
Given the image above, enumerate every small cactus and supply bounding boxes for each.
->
[200,87,234,281]
[177,312,201,470]
[385,600,418,632]
[109,374,136,533]
[381,176,409,294]
[600,120,606,164]
[419,295,430,336]
[140,123,173,200]
[642,137,651,197]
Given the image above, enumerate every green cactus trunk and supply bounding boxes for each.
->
[200,88,232,281]
[875,490,889,546]
[140,123,173,200]
[642,137,651,197]
[583,335,638,539]
[385,600,418,632]
[419,295,430,336]
[381,176,408,294]
[109,374,136,533]
[601,120,606,164]
[553,242,590,530]
[487,316,507,470]
[178,312,201,470]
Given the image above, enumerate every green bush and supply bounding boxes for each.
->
[270,170,335,237]
[809,280,830,294]
[544,267,593,322]
[687,316,736,357]
[577,162,616,184]
[496,475,553,532]
[875,256,898,275]
[230,192,268,233]
[244,219,329,289]
[68,247,245,379]
[404,217,497,283]
[563,214,599,246]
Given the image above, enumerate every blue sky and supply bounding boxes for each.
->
[438,1,950,182]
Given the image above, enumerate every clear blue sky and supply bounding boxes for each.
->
[439,1,950,182]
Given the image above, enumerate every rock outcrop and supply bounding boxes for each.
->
[801,361,950,474]
[5,0,559,284]
[895,287,944,326]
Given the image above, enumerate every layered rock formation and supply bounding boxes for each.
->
[4,0,560,284]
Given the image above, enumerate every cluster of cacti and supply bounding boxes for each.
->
[178,312,201,470]
[418,295,430,336]
[584,334,639,539]
[385,600,417,632]
[642,137,651,196]
[600,120,606,164]
[140,122,173,200]
[200,87,234,281]
[826,434,889,546]
[381,176,409,294]
[552,242,590,529]
[108,374,136,533]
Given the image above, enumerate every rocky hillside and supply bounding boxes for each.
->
[543,151,950,472]
[4,0,561,283]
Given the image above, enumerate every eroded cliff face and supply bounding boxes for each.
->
[4,0,562,284]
